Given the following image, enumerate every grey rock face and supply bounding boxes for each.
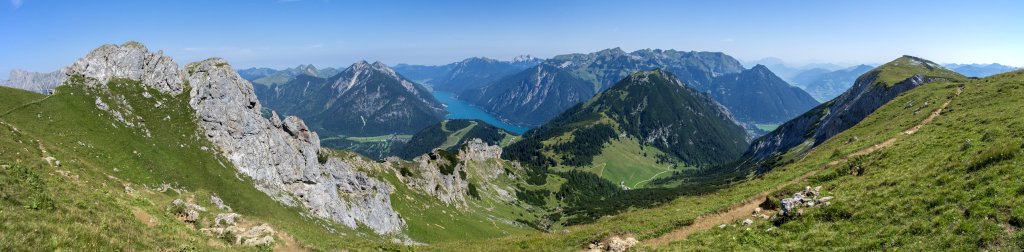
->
[64,42,185,95]
[398,139,518,205]
[64,42,405,235]
[407,151,469,205]
[1,69,66,94]
[185,58,403,234]
[459,138,502,162]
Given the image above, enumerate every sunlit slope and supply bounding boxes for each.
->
[0,79,401,250]
[430,63,999,252]
[666,70,1024,250]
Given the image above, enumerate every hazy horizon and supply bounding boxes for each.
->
[1,0,1022,78]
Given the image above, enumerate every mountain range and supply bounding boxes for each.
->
[238,64,342,86]
[735,56,966,174]
[460,48,819,129]
[4,41,1024,251]
[504,69,749,170]
[943,63,1019,77]
[393,55,542,91]
[254,61,445,152]
[0,69,66,94]
[796,64,876,101]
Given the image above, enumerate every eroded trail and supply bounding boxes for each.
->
[0,95,51,117]
[645,87,962,246]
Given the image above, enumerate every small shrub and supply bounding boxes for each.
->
[317,152,328,164]
[435,150,459,175]
[220,230,237,245]
[399,166,413,177]
[467,182,480,200]
[759,195,780,210]
[168,202,188,216]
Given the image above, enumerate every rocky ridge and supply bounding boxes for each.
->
[64,41,186,95]
[742,56,966,173]
[63,42,405,235]
[397,139,517,205]
[1,69,66,94]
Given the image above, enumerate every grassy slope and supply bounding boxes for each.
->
[430,69,977,251]
[0,80,401,250]
[670,70,1024,250]
[385,161,537,243]
[574,137,686,189]
[322,148,539,244]
[438,121,476,150]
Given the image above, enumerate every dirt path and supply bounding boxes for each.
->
[645,87,962,246]
[633,169,672,188]
[0,95,51,118]
[645,168,820,246]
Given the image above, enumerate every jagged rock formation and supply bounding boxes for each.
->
[397,139,516,205]
[738,56,966,173]
[405,150,471,205]
[64,41,186,95]
[63,42,405,235]
[459,138,502,162]
[1,69,66,94]
[186,58,404,234]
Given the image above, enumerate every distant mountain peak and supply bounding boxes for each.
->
[512,54,536,63]
[750,64,772,71]
[461,57,499,64]
[351,60,371,68]
[596,47,626,55]
[892,55,945,70]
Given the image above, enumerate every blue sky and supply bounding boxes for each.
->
[1,0,1022,78]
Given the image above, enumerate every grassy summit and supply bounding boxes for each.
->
[871,55,966,87]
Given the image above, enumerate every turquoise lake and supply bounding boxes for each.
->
[431,91,530,135]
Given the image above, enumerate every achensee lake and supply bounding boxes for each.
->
[431,91,530,135]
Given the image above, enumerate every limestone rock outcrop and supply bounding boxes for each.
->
[65,41,185,95]
[398,139,518,205]
[186,57,403,234]
[65,42,404,235]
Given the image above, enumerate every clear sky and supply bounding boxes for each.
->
[1,0,1022,78]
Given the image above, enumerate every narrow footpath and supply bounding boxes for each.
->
[645,87,962,246]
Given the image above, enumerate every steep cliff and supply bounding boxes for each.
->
[63,42,406,235]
